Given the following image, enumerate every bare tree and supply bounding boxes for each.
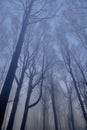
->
[60,42,87,124]
[61,76,75,130]
[70,54,87,109]
[41,85,50,130]
[6,46,32,130]
[48,69,59,130]
[0,0,56,128]
[20,51,48,130]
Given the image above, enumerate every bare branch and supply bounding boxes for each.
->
[28,76,43,109]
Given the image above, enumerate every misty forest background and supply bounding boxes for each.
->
[0,0,87,130]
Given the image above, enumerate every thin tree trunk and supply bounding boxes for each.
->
[46,108,50,130]
[70,68,87,123]
[0,1,34,128]
[0,24,26,130]
[42,104,46,130]
[69,98,75,130]
[51,89,58,130]
[20,77,32,130]
[6,67,25,130]
[52,98,58,130]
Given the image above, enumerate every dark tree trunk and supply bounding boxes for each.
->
[51,87,58,130]
[52,98,58,130]
[70,98,75,130]
[20,77,32,130]
[42,104,46,130]
[20,107,29,130]
[6,67,25,130]
[0,24,27,130]
[0,1,34,128]
[68,95,75,130]
[46,108,50,130]
[70,68,87,124]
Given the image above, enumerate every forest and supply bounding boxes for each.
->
[0,0,87,130]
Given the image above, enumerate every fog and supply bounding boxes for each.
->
[0,0,87,130]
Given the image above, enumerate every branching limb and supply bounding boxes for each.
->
[28,78,43,109]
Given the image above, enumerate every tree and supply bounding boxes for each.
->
[0,0,56,128]
[41,85,50,130]
[48,69,59,130]
[62,77,75,130]
[71,54,87,110]
[0,1,34,128]
[20,51,48,130]
[60,42,87,124]
[6,47,31,130]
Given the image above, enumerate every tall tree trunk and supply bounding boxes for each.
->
[69,98,75,130]
[0,1,34,128]
[42,104,46,130]
[6,67,25,130]
[46,108,50,130]
[20,77,32,130]
[52,98,58,130]
[51,90,59,130]
[70,68,87,123]
[68,95,75,130]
